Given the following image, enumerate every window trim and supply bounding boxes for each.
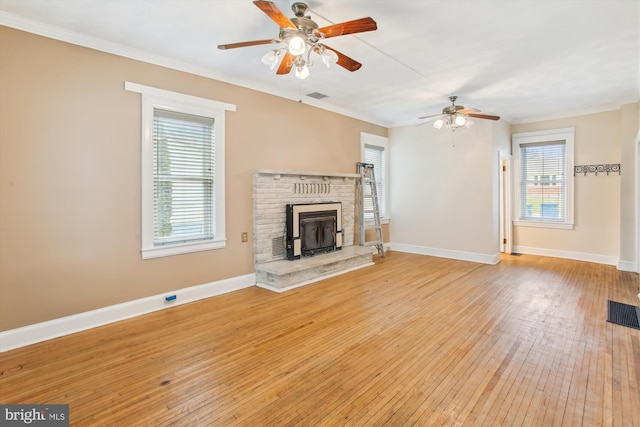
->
[512,127,575,230]
[125,82,235,259]
[360,132,390,223]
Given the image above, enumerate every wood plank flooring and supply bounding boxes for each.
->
[1,252,639,426]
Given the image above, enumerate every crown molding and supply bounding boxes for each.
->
[510,102,637,125]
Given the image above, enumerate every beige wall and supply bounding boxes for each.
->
[0,27,387,331]
[389,118,508,259]
[619,103,639,266]
[511,109,635,260]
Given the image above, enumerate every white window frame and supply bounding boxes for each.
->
[512,127,575,230]
[125,82,235,259]
[361,132,390,223]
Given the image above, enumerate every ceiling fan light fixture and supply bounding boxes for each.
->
[320,48,338,68]
[295,66,309,79]
[295,62,310,79]
[261,49,281,70]
[288,35,306,56]
[454,114,466,126]
[433,118,444,129]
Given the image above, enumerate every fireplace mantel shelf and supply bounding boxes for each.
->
[254,169,360,179]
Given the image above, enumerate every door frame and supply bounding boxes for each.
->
[499,151,512,254]
[636,135,640,276]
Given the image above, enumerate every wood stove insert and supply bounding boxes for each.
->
[286,202,343,260]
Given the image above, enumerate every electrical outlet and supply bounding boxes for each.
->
[241,232,248,243]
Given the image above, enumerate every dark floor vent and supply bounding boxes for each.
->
[606,300,640,330]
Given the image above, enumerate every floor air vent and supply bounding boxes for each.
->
[606,300,640,330]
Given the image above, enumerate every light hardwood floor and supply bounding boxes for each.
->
[1,252,639,426]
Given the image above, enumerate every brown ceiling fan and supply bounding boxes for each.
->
[418,96,500,131]
[218,1,377,79]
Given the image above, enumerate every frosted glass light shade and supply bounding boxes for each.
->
[261,50,280,70]
[295,64,310,79]
[433,119,444,129]
[288,36,306,55]
[321,49,338,68]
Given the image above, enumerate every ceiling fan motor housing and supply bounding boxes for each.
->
[280,17,322,47]
[291,2,310,18]
[443,104,464,115]
[442,95,463,115]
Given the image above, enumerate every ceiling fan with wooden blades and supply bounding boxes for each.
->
[218,1,377,79]
[418,96,500,131]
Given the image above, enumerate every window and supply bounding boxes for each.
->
[153,110,214,246]
[512,127,574,229]
[361,133,389,221]
[125,82,235,259]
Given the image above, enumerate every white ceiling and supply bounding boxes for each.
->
[1,0,638,127]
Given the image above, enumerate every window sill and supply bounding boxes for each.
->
[142,238,226,259]
[513,220,573,230]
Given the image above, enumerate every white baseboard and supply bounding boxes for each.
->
[513,245,619,266]
[390,243,501,265]
[617,260,638,273]
[0,273,256,353]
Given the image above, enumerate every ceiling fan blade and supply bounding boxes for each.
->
[467,113,501,121]
[459,108,480,114]
[217,39,276,50]
[417,113,442,120]
[323,46,362,71]
[276,52,294,75]
[253,1,296,29]
[318,17,377,39]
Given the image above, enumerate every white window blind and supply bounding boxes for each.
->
[518,141,566,222]
[363,144,386,218]
[153,108,215,246]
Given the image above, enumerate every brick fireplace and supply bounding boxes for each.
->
[253,169,373,291]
